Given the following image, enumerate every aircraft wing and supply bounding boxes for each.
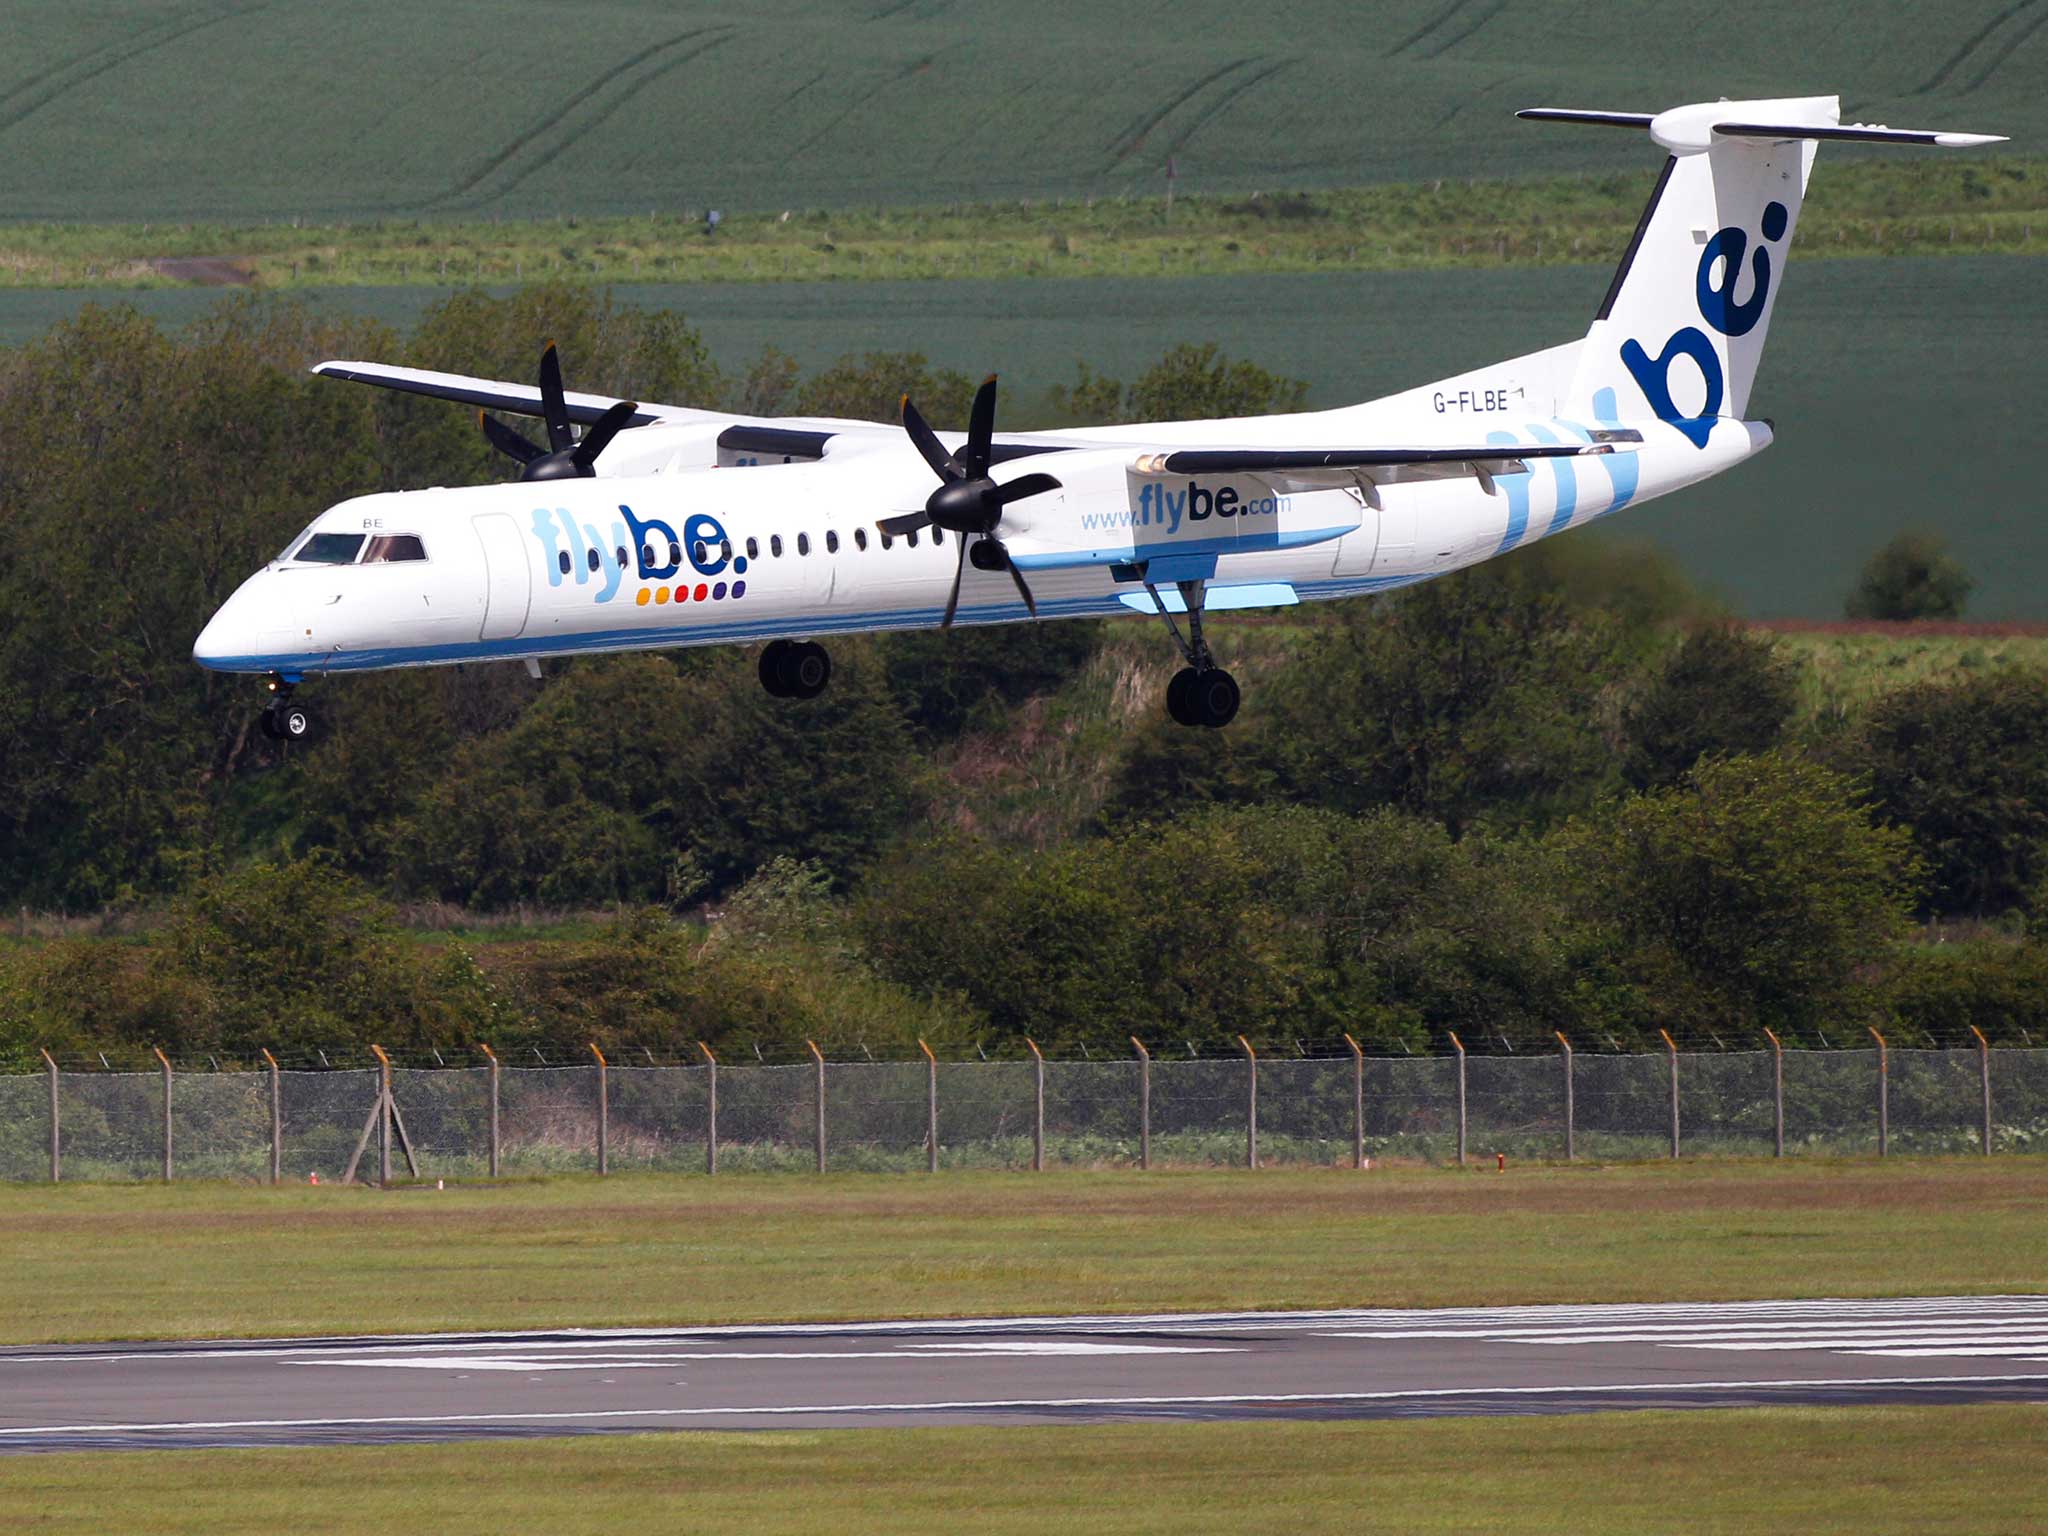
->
[311,359,696,427]
[1131,438,1627,494]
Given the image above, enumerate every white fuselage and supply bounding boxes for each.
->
[191,358,1769,677]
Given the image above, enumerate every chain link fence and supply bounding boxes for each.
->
[5,1043,2047,1183]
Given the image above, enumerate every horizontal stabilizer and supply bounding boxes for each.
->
[1521,97,2005,155]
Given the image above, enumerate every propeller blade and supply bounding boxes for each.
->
[877,510,932,536]
[940,536,969,629]
[994,541,1038,617]
[964,375,998,476]
[991,471,1061,506]
[572,399,640,471]
[901,394,954,480]
[479,410,546,464]
[538,342,573,454]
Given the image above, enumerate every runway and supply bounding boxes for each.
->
[4,1296,2047,1450]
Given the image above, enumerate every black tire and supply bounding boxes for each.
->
[788,641,831,699]
[1193,668,1240,729]
[1166,667,1200,727]
[259,707,283,740]
[278,704,312,741]
[758,641,791,697]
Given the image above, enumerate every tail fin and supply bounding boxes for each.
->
[1525,96,2007,442]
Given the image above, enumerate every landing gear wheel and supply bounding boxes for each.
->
[759,640,793,698]
[1167,667,1200,727]
[1191,667,1240,729]
[262,702,311,741]
[785,641,831,699]
[762,639,830,700]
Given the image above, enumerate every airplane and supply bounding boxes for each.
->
[192,94,2005,740]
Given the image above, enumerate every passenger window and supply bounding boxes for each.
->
[854,528,868,551]
[771,535,783,557]
[880,532,893,550]
[906,530,919,548]
[932,528,943,546]
[825,530,839,554]
[746,537,759,559]
[797,533,811,556]
[641,543,655,567]
[668,540,682,567]
[616,546,629,568]
[692,540,708,566]
[720,539,732,562]
[362,534,426,563]
[558,551,572,575]
[586,548,600,572]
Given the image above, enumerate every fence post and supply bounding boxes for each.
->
[262,1049,281,1185]
[808,1039,826,1173]
[1024,1038,1044,1171]
[1869,1027,1888,1158]
[1660,1029,1679,1159]
[1448,1032,1467,1167]
[1763,1028,1784,1158]
[1237,1036,1258,1169]
[919,1039,938,1174]
[697,1041,717,1176]
[1971,1026,1991,1157]
[1344,1033,1364,1170]
[589,1042,608,1176]
[371,1044,392,1189]
[1131,1037,1151,1170]
[154,1046,173,1183]
[478,1043,500,1178]
[41,1049,58,1183]
[1555,1032,1574,1162]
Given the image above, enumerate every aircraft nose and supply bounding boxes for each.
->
[193,579,285,673]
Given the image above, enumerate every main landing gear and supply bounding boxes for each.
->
[258,674,311,741]
[758,639,831,700]
[1147,580,1240,729]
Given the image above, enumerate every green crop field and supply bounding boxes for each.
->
[1,0,2044,221]
[3,250,2037,619]
[8,1409,2047,1535]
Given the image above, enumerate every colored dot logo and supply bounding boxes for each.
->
[635,581,747,607]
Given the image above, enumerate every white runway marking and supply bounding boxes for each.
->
[6,1374,2046,1440]
[295,1341,1242,1372]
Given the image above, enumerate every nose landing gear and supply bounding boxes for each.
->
[758,639,831,700]
[258,675,311,741]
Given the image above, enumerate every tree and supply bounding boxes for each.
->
[1851,669,2048,918]
[792,351,974,427]
[1551,753,1919,1044]
[1255,567,1623,835]
[1051,343,1307,425]
[1845,531,1974,621]
[1619,624,1799,789]
[878,621,1103,747]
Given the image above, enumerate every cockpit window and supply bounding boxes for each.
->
[294,532,366,564]
[364,534,427,563]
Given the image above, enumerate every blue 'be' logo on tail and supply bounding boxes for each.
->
[1622,200,1788,448]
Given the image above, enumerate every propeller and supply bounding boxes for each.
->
[884,375,1059,627]
[478,343,640,482]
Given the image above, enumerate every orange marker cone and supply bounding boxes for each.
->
[1496,1152,1506,1172]
[309,1172,320,1185]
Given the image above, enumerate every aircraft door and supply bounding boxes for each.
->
[473,512,532,640]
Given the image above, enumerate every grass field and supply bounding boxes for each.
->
[2,157,2042,289]
[0,1162,2041,1345]
[2,0,2044,221]
[7,1408,2046,1535]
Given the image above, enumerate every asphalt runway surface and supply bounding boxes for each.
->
[5,1296,2047,1450]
